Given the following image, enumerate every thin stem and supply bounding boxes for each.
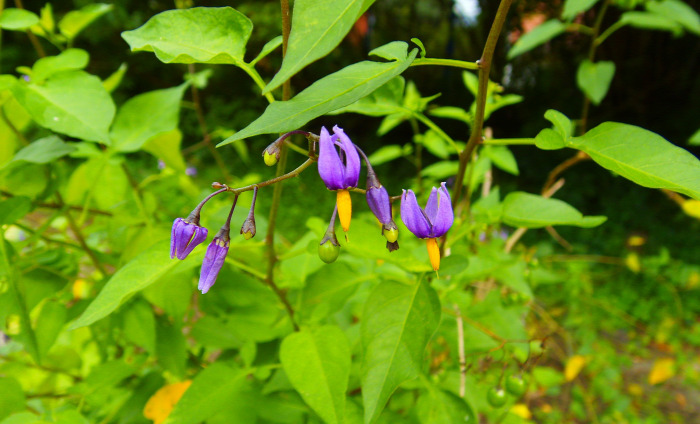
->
[541,150,588,193]
[580,0,612,133]
[410,58,479,70]
[505,178,565,253]
[55,192,107,277]
[451,0,513,210]
[0,191,113,216]
[12,222,83,250]
[482,138,535,145]
[409,117,423,194]
[412,112,460,153]
[121,163,153,227]
[229,158,314,195]
[1,107,29,145]
[280,0,292,101]
[454,304,467,398]
[14,0,45,57]
[241,63,276,104]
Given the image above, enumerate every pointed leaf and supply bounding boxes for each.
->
[562,0,600,20]
[10,136,75,165]
[219,42,417,145]
[570,122,700,199]
[121,7,253,65]
[361,279,441,424]
[58,3,113,41]
[0,8,39,30]
[280,326,351,424]
[507,20,566,59]
[264,0,368,93]
[646,0,700,35]
[502,192,607,228]
[576,60,615,105]
[31,49,89,84]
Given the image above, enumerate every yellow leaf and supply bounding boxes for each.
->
[625,253,641,273]
[143,381,192,424]
[681,200,700,220]
[648,358,675,385]
[510,404,532,419]
[564,355,587,381]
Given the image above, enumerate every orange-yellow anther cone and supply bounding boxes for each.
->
[336,189,352,233]
[426,238,440,271]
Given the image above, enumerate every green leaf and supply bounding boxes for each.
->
[31,49,90,84]
[155,317,187,378]
[646,0,700,35]
[0,8,39,31]
[361,279,441,424]
[562,0,600,20]
[11,71,115,143]
[121,7,253,65]
[110,83,188,152]
[264,0,368,93]
[219,42,417,145]
[0,197,31,225]
[299,262,369,323]
[420,130,450,159]
[482,145,519,175]
[502,191,607,228]
[143,129,187,172]
[0,378,25,421]
[544,109,573,139]
[535,128,566,150]
[102,63,128,93]
[576,60,615,105]
[689,127,700,146]
[69,241,203,329]
[250,36,283,67]
[35,300,67,360]
[0,75,16,91]
[507,20,566,59]
[10,136,75,165]
[620,11,683,34]
[58,3,113,41]
[330,76,405,117]
[367,144,406,166]
[570,122,700,199]
[421,161,459,179]
[164,363,248,424]
[280,326,351,424]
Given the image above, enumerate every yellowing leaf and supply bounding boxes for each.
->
[648,358,675,385]
[682,200,700,219]
[564,355,587,381]
[510,404,532,419]
[625,253,641,273]
[144,381,192,424]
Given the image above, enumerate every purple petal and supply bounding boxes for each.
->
[170,218,183,259]
[424,186,439,226]
[198,238,229,294]
[318,126,345,190]
[430,183,454,238]
[400,189,431,238]
[175,221,196,260]
[367,185,392,224]
[333,126,360,188]
[179,225,208,259]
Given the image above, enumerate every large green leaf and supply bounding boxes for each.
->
[69,241,203,329]
[11,71,115,143]
[0,378,25,421]
[34,300,67,360]
[164,363,249,424]
[416,387,475,424]
[121,7,253,65]
[280,326,351,424]
[58,3,113,41]
[264,0,368,93]
[576,60,615,105]
[361,279,440,424]
[571,122,700,199]
[507,20,566,59]
[31,49,89,84]
[620,11,683,34]
[502,192,607,228]
[219,42,417,145]
[110,83,188,152]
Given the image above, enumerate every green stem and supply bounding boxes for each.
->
[566,23,594,35]
[14,0,45,57]
[594,19,622,49]
[241,63,276,104]
[409,117,423,194]
[482,138,535,145]
[229,158,314,195]
[581,0,612,134]
[55,192,107,277]
[410,58,479,70]
[451,0,513,210]
[411,112,460,153]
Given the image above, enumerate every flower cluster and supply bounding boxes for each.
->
[170,187,258,294]
[171,125,455,295]
[316,125,454,271]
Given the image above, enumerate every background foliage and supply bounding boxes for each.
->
[1,1,700,423]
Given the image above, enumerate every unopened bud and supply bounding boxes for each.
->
[263,150,278,166]
[263,141,281,166]
[240,187,258,239]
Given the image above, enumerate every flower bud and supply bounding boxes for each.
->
[240,187,258,240]
[263,150,278,166]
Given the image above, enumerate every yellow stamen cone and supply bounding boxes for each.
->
[426,238,441,272]
[336,189,352,233]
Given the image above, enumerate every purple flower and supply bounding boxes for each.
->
[317,125,361,233]
[365,166,398,244]
[400,182,454,239]
[400,182,454,271]
[185,166,198,176]
[198,195,238,294]
[170,217,208,260]
[318,125,360,191]
[158,159,166,170]
[198,233,230,294]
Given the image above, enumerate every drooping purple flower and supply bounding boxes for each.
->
[198,233,230,294]
[317,125,360,191]
[365,163,398,244]
[170,217,208,260]
[400,182,454,239]
[198,195,238,294]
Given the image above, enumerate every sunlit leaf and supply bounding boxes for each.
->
[648,357,675,385]
[9,136,75,166]
[564,355,587,381]
[646,0,700,35]
[502,192,607,228]
[0,8,39,31]
[562,0,600,20]
[31,49,90,84]
[576,60,615,105]
[507,20,566,59]
[58,3,113,41]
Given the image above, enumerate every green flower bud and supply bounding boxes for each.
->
[263,151,278,166]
